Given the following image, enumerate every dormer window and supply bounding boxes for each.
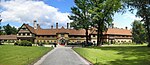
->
[93,35,95,37]
[23,33,26,36]
[27,33,30,36]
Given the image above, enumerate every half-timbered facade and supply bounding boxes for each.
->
[16,21,132,45]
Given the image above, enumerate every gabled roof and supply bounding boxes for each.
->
[0,35,17,40]
[24,24,35,34]
[35,28,86,35]
[20,24,131,36]
[106,28,132,35]
[21,24,86,35]
[90,28,132,35]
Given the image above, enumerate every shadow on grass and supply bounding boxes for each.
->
[89,46,150,65]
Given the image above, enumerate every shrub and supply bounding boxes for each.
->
[19,40,32,46]
[14,41,19,45]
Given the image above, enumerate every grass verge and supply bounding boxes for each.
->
[73,45,150,65]
[0,45,53,65]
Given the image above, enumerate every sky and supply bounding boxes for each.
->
[0,0,141,29]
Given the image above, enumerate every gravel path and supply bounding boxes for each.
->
[34,47,91,65]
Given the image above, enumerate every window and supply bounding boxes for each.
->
[27,33,30,36]
[23,33,26,36]
[61,34,64,37]
[93,35,95,37]
[19,33,21,36]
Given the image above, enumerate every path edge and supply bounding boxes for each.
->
[33,48,57,65]
[71,48,93,65]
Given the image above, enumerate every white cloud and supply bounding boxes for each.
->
[0,0,71,28]
[123,13,142,20]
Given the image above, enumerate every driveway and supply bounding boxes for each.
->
[34,47,91,65]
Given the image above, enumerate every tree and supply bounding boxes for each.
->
[132,20,147,44]
[124,0,150,47]
[0,19,2,35]
[3,24,17,35]
[90,0,122,46]
[68,0,92,46]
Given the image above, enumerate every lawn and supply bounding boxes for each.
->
[0,45,53,65]
[73,45,150,65]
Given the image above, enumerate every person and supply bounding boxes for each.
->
[53,43,57,47]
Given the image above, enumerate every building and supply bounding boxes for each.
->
[90,27,132,44]
[17,21,86,45]
[0,35,17,43]
[16,21,132,45]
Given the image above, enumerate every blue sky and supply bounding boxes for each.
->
[0,0,141,29]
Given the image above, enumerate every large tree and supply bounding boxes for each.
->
[69,0,92,46]
[0,19,2,35]
[132,20,147,44]
[124,0,150,47]
[3,24,17,35]
[90,0,122,46]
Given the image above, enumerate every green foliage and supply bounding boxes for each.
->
[0,45,52,65]
[3,24,17,35]
[19,40,32,46]
[69,0,92,45]
[74,45,150,65]
[123,0,150,47]
[132,20,147,44]
[90,0,122,45]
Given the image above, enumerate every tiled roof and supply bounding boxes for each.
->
[35,28,86,35]
[106,28,132,35]
[24,24,36,34]
[90,28,132,35]
[24,24,131,36]
[0,35,17,40]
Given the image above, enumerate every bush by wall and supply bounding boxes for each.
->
[18,40,32,46]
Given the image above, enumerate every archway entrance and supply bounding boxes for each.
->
[59,38,66,45]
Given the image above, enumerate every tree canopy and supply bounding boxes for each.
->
[69,0,92,46]
[90,0,122,46]
[132,20,147,44]
[3,24,17,35]
[123,0,150,47]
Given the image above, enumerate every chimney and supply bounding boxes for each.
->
[125,27,128,30]
[67,23,69,29]
[112,23,114,28]
[33,20,37,29]
[51,25,53,29]
[37,24,41,29]
[56,23,58,29]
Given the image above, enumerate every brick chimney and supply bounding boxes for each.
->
[56,23,58,29]
[125,27,128,30]
[67,23,69,29]
[112,23,114,28]
[33,20,37,29]
[37,24,41,29]
[51,25,53,29]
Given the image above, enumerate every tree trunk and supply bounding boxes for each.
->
[97,23,101,46]
[85,28,89,47]
[99,30,103,45]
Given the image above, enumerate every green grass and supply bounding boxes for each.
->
[73,45,150,65]
[0,45,53,65]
